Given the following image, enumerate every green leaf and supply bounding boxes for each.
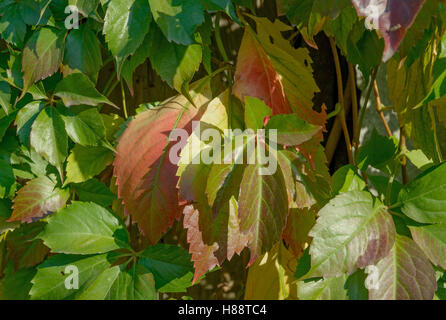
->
[405,149,434,171]
[103,0,151,74]
[357,129,399,173]
[147,25,202,93]
[332,164,366,196]
[244,96,272,130]
[8,176,69,223]
[0,264,36,300]
[63,25,103,82]
[0,158,15,198]
[0,110,17,142]
[368,175,402,206]
[30,106,67,171]
[0,81,11,115]
[15,101,45,146]
[345,269,369,300]
[54,73,117,108]
[409,223,446,269]
[265,114,321,146]
[238,144,289,262]
[398,162,446,223]
[21,27,65,97]
[297,275,348,300]
[74,179,115,207]
[139,244,195,293]
[148,0,204,45]
[68,0,99,17]
[60,106,107,147]
[106,264,156,300]
[40,201,129,254]
[30,253,112,300]
[308,191,395,278]
[367,235,437,300]
[121,34,151,92]
[75,266,120,300]
[66,145,114,184]
[0,3,27,47]
[202,0,239,23]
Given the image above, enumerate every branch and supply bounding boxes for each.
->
[373,80,392,137]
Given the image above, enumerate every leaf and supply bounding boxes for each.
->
[244,96,272,130]
[103,0,151,74]
[352,0,427,61]
[265,114,321,146]
[183,205,219,283]
[0,3,27,47]
[15,101,45,146]
[40,201,128,254]
[106,265,156,300]
[147,25,202,94]
[60,106,107,147]
[6,221,49,270]
[0,159,15,198]
[74,266,121,300]
[398,162,446,223]
[367,235,437,300]
[332,164,366,196]
[148,0,204,45]
[308,191,395,278]
[121,34,151,93]
[345,269,369,300]
[63,25,102,81]
[68,0,99,17]
[30,106,67,171]
[244,242,297,300]
[30,253,112,300]
[66,145,114,184]
[139,244,195,293]
[297,276,348,300]
[233,28,292,115]
[238,144,289,263]
[21,27,65,97]
[113,79,212,244]
[74,179,116,207]
[0,264,36,300]
[9,176,69,223]
[409,223,446,269]
[54,73,117,108]
[282,208,316,258]
[0,81,11,115]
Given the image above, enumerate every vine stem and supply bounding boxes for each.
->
[355,67,378,148]
[329,37,353,164]
[121,81,128,119]
[215,13,229,63]
[373,80,392,137]
[400,126,409,185]
[349,63,359,148]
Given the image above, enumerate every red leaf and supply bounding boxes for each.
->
[282,208,316,258]
[352,0,427,61]
[113,81,212,244]
[183,205,219,283]
[9,176,69,223]
[233,30,292,115]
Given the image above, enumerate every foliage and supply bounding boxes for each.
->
[0,0,445,300]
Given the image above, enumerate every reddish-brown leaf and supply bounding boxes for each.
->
[183,205,219,283]
[9,176,69,223]
[113,81,212,244]
[233,30,292,115]
[352,0,427,61]
[282,208,316,258]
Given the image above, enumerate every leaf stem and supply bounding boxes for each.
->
[329,37,353,164]
[373,80,392,137]
[121,81,128,119]
[215,13,229,63]
[399,126,409,185]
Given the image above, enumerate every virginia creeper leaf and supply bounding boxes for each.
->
[74,179,116,207]
[410,223,446,269]
[367,235,437,300]
[308,191,395,278]
[9,176,69,223]
[40,201,129,254]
